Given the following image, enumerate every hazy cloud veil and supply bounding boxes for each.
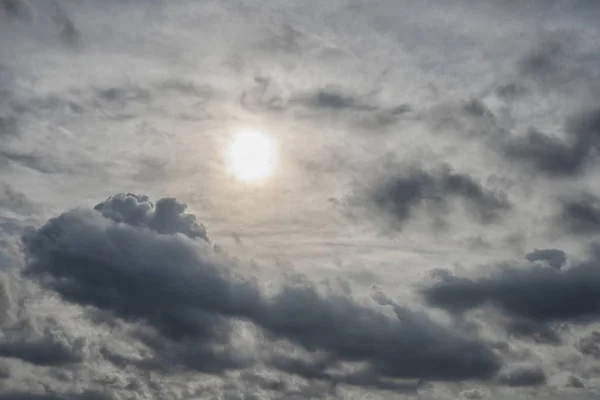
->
[1,1,600,399]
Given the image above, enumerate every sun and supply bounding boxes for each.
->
[227,130,278,183]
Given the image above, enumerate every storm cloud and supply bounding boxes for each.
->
[23,193,501,384]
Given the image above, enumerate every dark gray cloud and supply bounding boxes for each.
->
[23,193,500,385]
[497,105,600,177]
[495,82,528,102]
[0,0,31,21]
[363,165,510,228]
[50,0,80,49]
[0,149,63,174]
[293,87,412,129]
[423,246,600,324]
[0,335,83,366]
[95,86,152,106]
[568,375,585,388]
[498,365,546,387]
[0,362,8,379]
[505,319,562,345]
[463,99,496,120]
[558,192,600,234]
[518,39,565,81]
[240,78,411,128]
[293,86,377,112]
[0,390,115,400]
[93,193,209,242]
[0,115,18,136]
[525,248,566,270]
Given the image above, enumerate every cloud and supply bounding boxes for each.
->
[23,193,501,385]
[0,115,18,136]
[577,331,600,358]
[240,78,411,128]
[358,164,510,229]
[558,192,600,234]
[0,0,31,21]
[0,0,80,48]
[423,245,600,325]
[0,390,115,400]
[495,82,528,102]
[93,193,209,242]
[0,184,36,215]
[293,87,412,129]
[525,248,566,270]
[517,39,565,81]
[505,319,562,345]
[0,331,83,366]
[567,375,585,388]
[459,388,486,399]
[498,365,546,387]
[501,109,600,177]
[0,362,8,379]
[0,149,64,174]
[0,274,85,367]
[293,86,378,112]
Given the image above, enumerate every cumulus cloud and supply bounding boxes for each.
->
[358,164,510,229]
[93,193,209,242]
[23,193,500,386]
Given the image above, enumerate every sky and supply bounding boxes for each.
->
[1,0,600,399]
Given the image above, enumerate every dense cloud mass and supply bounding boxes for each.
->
[23,194,500,385]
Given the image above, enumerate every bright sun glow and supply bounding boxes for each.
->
[227,130,278,183]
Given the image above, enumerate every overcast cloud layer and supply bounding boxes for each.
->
[2,1,600,399]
